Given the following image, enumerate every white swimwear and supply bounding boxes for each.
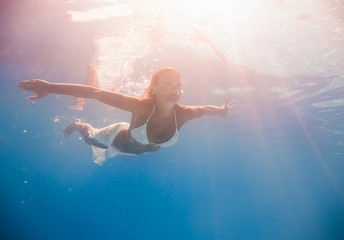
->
[89,105,179,165]
[89,122,135,166]
[130,104,179,148]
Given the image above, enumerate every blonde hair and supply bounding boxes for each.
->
[141,67,181,99]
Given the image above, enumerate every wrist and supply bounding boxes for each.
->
[47,83,55,94]
[218,106,226,117]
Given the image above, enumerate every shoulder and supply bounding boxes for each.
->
[175,104,190,111]
[175,104,209,125]
[133,98,155,116]
[175,104,188,115]
[175,104,198,114]
[175,104,195,127]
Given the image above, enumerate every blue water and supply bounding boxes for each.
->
[1,0,344,239]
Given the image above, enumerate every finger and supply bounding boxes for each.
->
[26,95,39,100]
[224,97,228,106]
[19,79,35,84]
[18,81,28,89]
[227,101,236,108]
[18,81,34,90]
[227,104,234,110]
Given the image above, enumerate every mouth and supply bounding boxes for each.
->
[160,89,183,98]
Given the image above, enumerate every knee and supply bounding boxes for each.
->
[85,136,107,149]
[84,136,94,145]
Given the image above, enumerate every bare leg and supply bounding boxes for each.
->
[63,119,107,149]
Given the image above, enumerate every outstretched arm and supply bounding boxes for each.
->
[18,79,144,113]
[179,98,235,124]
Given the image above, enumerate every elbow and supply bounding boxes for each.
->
[92,89,103,100]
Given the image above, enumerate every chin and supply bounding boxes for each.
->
[157,95,180,105]
[167,95,180,103]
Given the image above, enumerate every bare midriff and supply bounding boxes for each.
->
[111,127,160,155]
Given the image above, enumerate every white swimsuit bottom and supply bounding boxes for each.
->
[88,122,136,165]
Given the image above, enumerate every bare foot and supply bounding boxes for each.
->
[63,119,81,137]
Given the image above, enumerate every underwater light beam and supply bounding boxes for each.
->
[287,97,344,201]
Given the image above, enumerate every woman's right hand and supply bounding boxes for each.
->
[18,79,52,100]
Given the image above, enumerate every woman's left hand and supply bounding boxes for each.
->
[221,97,235,122]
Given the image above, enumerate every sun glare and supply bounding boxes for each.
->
[66,4,133,22]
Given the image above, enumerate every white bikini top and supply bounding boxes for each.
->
[130,104,179,148]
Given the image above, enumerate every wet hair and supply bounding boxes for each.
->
[141,67,181,99]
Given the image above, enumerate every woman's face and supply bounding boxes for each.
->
[153,71,182,103]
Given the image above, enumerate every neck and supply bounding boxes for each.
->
[154,101,176,117]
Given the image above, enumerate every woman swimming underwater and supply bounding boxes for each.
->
[18,67,235,165]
